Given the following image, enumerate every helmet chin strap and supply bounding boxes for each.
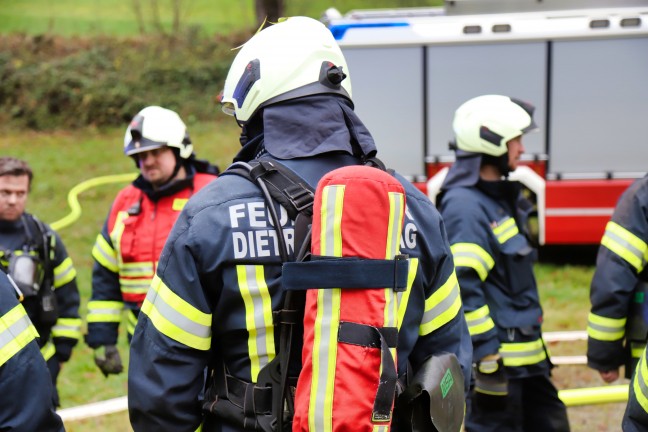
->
[481,153,511,178]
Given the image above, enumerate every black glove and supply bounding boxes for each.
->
[473,354,508,410]
[94,345,123,377]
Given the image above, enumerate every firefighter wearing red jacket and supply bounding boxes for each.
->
[85,106,219,376]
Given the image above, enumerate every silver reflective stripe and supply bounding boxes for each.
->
[242,265,273,374]
[605,229,646,268]
[421,280,460,326]
[0,314,31,350]
[145,289,211,339]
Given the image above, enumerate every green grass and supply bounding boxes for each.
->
[0,0,444,37]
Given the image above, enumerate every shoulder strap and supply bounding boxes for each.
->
[22,214,54,282]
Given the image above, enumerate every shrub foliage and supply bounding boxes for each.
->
[0,30,246,129]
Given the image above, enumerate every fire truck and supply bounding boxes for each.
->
[323,0,648,245]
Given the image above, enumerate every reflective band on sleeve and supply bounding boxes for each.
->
[120,262,155,278]
[465,305,495,336]
[92,234,119,273]
[420,271,462,336]
[632,342,646,359]
[53,257,77,288]
[40,340,56,361]
[0,303,39,367]
[310,184,344,432]
[492,217,519,244]
[500,339,547,367]
[119,276,154,297]
[237,265,276,382]
[450,243,495,281]
[587,312,626,342]
[127,309,138,337]
[601,221,648,272]
[141,275,212,351]
[52,317,82,340]
[633,348,648,413]
[397,258,418,331]
[87,300,124,323]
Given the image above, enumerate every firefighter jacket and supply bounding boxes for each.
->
[439,167,550,379]
[0,271,65,431]
[588,174,648,374]
[625,343,648,431]
[86,167,216,348]
[0,214,81,364]
[127,95,473,432]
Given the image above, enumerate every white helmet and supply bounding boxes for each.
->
[221,16,352,124]
[452,95,537,157]
[123,106,193,159]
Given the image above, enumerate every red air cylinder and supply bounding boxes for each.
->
[293,165,406,432]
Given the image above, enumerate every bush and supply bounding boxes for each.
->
[0,30,246,129]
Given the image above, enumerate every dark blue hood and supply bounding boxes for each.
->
[234,95,377,162]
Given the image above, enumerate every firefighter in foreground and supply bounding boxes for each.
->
[583,174,648,431]
[85,106,218,377]
[0,271,65,431]
[128,16,472,432]
[437,95,570,431]
[0,156,81,407]
[587,174,648,385]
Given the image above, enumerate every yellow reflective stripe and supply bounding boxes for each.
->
[500,339,547,367]
[120,262,155,277]
[92,234,118,272]
[634,349,648,413]
[141,275,212,350]
[602,221,648,272]
[373,426,389,432]
[237,265,275,382]
[450,243,494,281]
[52,317,82,340]
[87,300,124,323]
[587,312,626,341]
[397,258,418,331]
[127,309,138,337]
[173,198,188,211]
[0,303,39,367]
[40,340,56,361]
[310,184,344,432]
[385,191,404,351]
[420,271,462,336]
[53,257,76,287]
[119,277,153,295]
[492,217,519,244]
[632,342,646,359]
[465,305,496,336]
[110,211,129,268]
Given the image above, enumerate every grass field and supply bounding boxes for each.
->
[0,121,626,431]
[0,0,444,37]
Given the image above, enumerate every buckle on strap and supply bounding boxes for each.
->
[283,183,313,212]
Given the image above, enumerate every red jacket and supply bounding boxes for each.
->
[86,172,216,347]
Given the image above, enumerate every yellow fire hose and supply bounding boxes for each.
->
[50,173,137,232]
[559,384,629,407]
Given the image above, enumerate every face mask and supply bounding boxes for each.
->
[8,253,42,297]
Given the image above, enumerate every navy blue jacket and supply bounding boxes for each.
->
[128,153,472,431]
[0,271,65,431]
[588,175,648,373]
[439,176,550,379]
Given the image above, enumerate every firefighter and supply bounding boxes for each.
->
[0,271,65,431]
[128,16,472,432]
[85,106,219,377]
[437,95,570,432]
[624,340,648,431]
[587,174,648,386]
[0,156,82,407]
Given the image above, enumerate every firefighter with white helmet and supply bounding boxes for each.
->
[128,16,472,431]
[438,95,570,431]
[85,106,218,377]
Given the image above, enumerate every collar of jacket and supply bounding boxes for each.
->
[0,216,24,233]
[233,94,377,162]
[133,163,197,202]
